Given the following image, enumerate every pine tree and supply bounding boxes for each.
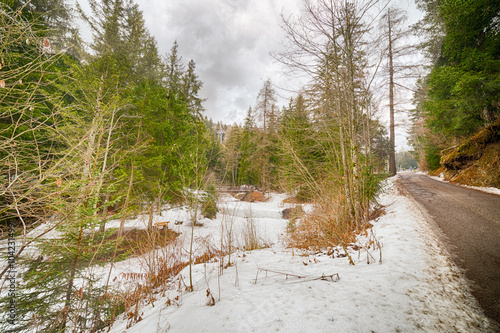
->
[182,59,204,116]
[238,107,259,185]
[222,125,243,186]
[414,0,500,157]
[278,94,318,200]
[255,79,278,190]
[164,41,185,99]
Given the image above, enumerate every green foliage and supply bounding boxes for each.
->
[424,0,500,138]
[2,174,122,331]
[220,125,242,185]
[201,183,218,219]
[1,1,213,331]
[134,82,209,202]
[424,143,442,170]
[278,95,319,199]
[237,111,258,185]
[425,63,499,137]
[0,4,81,229]
[415,0,500,167]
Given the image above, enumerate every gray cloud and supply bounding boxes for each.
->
[135,0,302,124]
[77,0,420,150]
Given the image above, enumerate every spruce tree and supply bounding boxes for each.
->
[413,0,500,168]
[238,107,259,185]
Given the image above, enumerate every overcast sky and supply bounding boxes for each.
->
[132,0,303,125]
[78,0,424,149]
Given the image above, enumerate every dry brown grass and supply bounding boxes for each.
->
[116,229,230,328]
[283,196,313,204]
[112,228,179,258]
[111,228,185,328]
[286,195,377,252]
[437,118,500,188]
[437,145,500,189]
[447,141,500,188]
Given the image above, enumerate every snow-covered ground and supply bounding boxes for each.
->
[107,177,498,333]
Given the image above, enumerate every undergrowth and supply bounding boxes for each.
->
[83,227,180,263]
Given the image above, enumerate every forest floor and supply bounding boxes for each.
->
[105,175,498,333]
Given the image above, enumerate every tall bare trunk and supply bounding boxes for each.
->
[388,10,397,176]
[262,96,267,192]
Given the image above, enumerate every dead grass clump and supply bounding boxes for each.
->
[368,204,385,221]
[286,198,374,252]
[119,236,186,328]
[116,228,179,258]
[240,191,266,202]
[287,214,357,250]
[242,210,268,250]
[194,236,224,264]
[232,193,245,200]
[283,196,312,204]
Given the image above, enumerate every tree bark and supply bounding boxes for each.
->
[388,9,397,176]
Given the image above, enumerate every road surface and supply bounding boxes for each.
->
[398,172,500,325]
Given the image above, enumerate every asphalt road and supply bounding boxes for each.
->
[398,172,500,325]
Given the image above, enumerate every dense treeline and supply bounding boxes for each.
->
[411,0,500,169]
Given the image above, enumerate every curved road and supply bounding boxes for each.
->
[398,172,500,325]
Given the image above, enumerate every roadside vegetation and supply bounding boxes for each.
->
[409,0,500,184]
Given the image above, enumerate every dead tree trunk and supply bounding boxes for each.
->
[388,9,397,176]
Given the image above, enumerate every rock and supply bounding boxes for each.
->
[282,208,294,219]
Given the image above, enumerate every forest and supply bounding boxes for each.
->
[0,0,498,331]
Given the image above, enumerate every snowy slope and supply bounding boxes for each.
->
[107,177,497,332]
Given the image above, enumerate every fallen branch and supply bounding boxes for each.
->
[254,268,340,284]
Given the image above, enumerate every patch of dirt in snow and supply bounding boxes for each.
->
[108,181,497,333]
[239,191,267,202]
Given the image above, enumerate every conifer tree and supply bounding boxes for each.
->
[0,4,124,331]
[278,94,318,200]
[255,79,278,190]
[164,41,185,98]
[222,125,243,186]
[412,0,500,168]
[182,59,204,116]
[238,107,259,185]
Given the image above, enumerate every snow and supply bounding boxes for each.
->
[106,178,498,332]
[422,171,500,196]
